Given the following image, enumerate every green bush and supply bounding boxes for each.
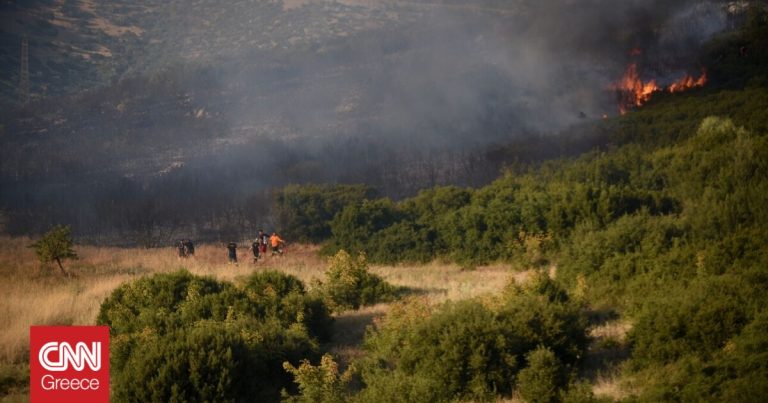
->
[356,280,587,401]
[516,347,566,403]
[630,310,768,402]
[499,276,589,366]
[365,221,435,265]
[717,311,768,401]
[324,199,402,256]
[242,269,307,297]
[358,300,518,402]
[629,274,754,365]
[113,321,317,402]
[282,354,355,403]
[97,271,229,335]
[318,250,401,313]
[98,270,333,402]
[274,184,374,243]
[241,270,334,342]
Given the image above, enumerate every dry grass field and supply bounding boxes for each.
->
[0,236,626,401]
[0,236,515,394]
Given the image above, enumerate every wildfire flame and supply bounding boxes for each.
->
[613,63,707,115]
[668,71,707,93]
[615,63,659,114]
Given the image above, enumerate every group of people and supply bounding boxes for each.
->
[177,239,195,258]
[228,230,286,265]
[176,231,286,265]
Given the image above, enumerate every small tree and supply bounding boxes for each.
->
[319,250,400,313]
[516,347,565,403]
[283,354,355,403]
[30,225,78,276]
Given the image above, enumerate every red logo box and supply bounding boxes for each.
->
[30,326,110,403]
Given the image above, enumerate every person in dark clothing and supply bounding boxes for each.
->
[184,240,195,257]
[259,230,269,257]
[178,240,186,258]
[250,238,260,263]
[226,242,238,264]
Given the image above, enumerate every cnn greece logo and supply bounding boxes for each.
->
[39,341,101,371]
[30,326,110,403]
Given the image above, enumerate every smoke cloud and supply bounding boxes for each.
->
[0,0,735,241]
[208,0,730,148]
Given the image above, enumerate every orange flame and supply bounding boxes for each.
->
[614,63,659,115]
[668,70,707,93]
[613,64,708,115]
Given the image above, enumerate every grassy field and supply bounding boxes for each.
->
[0,236,519,399]
[0,236,630,401]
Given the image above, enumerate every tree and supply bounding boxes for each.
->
[516,347,565,403]
[30,225,78,276]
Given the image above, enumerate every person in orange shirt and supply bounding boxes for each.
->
[269,232,285,256]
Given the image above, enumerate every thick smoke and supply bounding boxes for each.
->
[0,0,735,242]
[215,0,729,148]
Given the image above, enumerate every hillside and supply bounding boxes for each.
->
[270,10,768,401]
[0,0,420,104]
[1,1,756,244]
[0,3,766,402]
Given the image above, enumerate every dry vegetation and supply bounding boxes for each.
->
[0,236,512,367]
[0,235,632,401]
[587,320,633,401]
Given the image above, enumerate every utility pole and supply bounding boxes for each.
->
[19,36,29,105]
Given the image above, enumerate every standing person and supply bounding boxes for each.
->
[184,239,195,257]
[259,230,269,257]
[177,240,186,259]
[250,237,260,263]
[269,232,285,256]
[226,241,238,265]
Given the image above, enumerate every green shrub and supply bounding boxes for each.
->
[241,270,334,341]
[717,311,768,401]
[516,347,565,403]
[366,222,435,264]
[242,270,307,297]
[629,274,753,365]
[510,230,554,269]
[499,277,589,366]
[628,281,768,402]
[274,184,373,243]
[97,270,229,336]
[112,321,317,402]
[359,300,518,401]
[318,250,401,312]
[98,270,333,402]
[357,282,587,402]
[282,354,355,403]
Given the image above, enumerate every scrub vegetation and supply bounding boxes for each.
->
[1,6,766,403]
